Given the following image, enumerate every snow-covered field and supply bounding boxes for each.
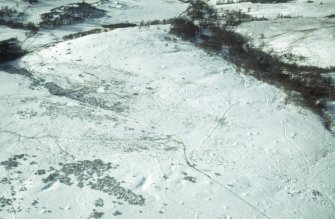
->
[210,0,335,68]
[0,25,334,218]
[236,17,335,68]
[0,0,187,24]
[0,0,187,50]
[1,0,335,218]
[210,0,335,134]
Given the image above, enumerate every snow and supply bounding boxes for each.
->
[0,25,334,218]
[211,0,335,18]
[209,0,335,68]
[0,27,27,41]
[0,0,187,24]
[1,0,335,218]
[235,17,335,68]
[209,0,335,132]
[1,0,187,50]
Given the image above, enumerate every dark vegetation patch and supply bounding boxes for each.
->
[101,23,137,29]
[89,210,104,219]
[0,64,43,91]
[42,160,145,206]
[113,210,122,216]
[35,169,46,175]
[95,199,104,208]
[0,6,18,18]
[186,0,218,21]
[170,0,335,129]
[0,154,39,214]
[0,197,13,208]
[0,154,27,170]
[0,38,26,64]
[0,65,128,113]
[0,64,32,77]
[216,0,293,4]
[0,19,39,31]
[219,9,267,26]
[325,14,335,19]
[183,176,197,183]
[0,155,145,214]
[43,82,127,112]
[63,23,137,40]
[139,19,172,27]
[0,6,38,32]
[63,28,104,40]
[169,18,199,40]
[249,0,293,2]
[39,2,105,28]
[22,0,38,4]
[0,7,38,60]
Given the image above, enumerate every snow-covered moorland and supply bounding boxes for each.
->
[0,0,335,219]
[210,0,335,68]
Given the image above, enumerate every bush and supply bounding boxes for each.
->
[40,2,105,28]
[250,0,292,3]
[22,0,38,3]
[187,0,217,21]
[63,28,102,40]
[26,22,39,31]
[0,38,26,63]
[216,0,292,4]
[169,17,199,41]
[102,23,137,29]
[0,6,17,18]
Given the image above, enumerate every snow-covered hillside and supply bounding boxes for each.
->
[0,26,334,218]
[236,17,335,68]
[1,0,335,219]
[0,0,187,50]
[210,0,335,68]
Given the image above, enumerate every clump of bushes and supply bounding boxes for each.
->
[216,0,292,4]
[325,14,335,19]
[63,23,138,41]
[22,0,38,4]
[0,6,39,32]
[250,0,293,3]
[40,2,105,28]
[169,17,199,41]
[0,6,17,18]
[63,28,103,40]
[186,0,218,21]
[0,38,26,63]
[0,19,39,31]
[102,23,137,29]
[221,9,255,26]
[138,19,172,28]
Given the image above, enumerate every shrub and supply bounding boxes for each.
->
[250,0,292,3]
[63,28,102,40]
[39,2,105,28]
[101,23,136,29]
[0,6,17,18]
[187,0,217,21]
[0,38,26,63]
[169,17,199,41]
[22,0,38,3]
